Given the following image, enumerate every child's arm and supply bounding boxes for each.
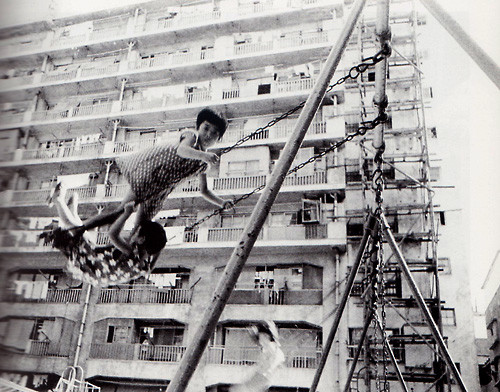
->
[108,202,135,256]
[177,132,219,165]
[198,172,233,209]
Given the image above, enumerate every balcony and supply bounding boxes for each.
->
[206,345,322,369]
[0,220,345,254]
[2,288,81,304]
[97,286,192,304]
[89,343,185,362]
[0,119,342,169]
[0,0,337,63]
[0,165,344,210]
[0,74,335,131]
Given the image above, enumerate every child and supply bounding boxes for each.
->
[71,107,232,236]
[232,321,285,392]
[41,184,166,286]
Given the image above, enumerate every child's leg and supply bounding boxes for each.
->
[53,192,83,229]
[79,188,137,231]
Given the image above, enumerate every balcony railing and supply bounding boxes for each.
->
[233,41,274,56]
[27,340,69,357]
[10,188,52,206]
[98,287,192,304]
[228,288,322,305]
[0,112,26,124]
[89,343,185,362]
[72,102,113,117]
[207,345,322,368]
[81,62,120,78]
[276,78,316,93]
[213,175,267,191]
[112,138,159,154]
[41,69,78,83]
[3,288,81,303]
[20,141,104,161]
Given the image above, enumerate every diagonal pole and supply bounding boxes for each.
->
[379,213,469,392]
[419,0,500,89]
[374,314,409,392]
[343,309,375,392]
[309,213,377,392]
[166,0,368,390]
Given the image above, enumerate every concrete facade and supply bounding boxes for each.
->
[0,0,480,391]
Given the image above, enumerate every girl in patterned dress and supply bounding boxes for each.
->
[41,184,166,286]
[73,108,232,236]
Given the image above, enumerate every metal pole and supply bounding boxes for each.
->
[374,315,409,392]
[166,1,368,390]
[309,213,376,392]
[372,0,390,154]
[343,310,375,392]
[419,0,500,89]
[379,213,469,392]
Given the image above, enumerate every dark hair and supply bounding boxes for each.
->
[138,221,167,255]
[196,108,227,139]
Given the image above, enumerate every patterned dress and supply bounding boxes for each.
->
[115,130,208,220]
[41,228,155,287]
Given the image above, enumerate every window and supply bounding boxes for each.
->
[255,267,274,289]
[227,160,260,176]
[441,308,456,326]
[257,84,271,95]
[302,199,320,223]
[269,211,298,226]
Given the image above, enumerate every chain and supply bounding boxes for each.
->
[185,114,386,232]
[183,47,391,232]
[219,45,391,155]
[379,240,389,390]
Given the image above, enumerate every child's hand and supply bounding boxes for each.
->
[222,200,234,210]
[203,152,219,166]
[123,201,136,214]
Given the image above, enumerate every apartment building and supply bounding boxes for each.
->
[0,0,479,391]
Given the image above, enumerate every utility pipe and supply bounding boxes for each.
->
[419,0,500,89]
[166,1,368,390]
[380,213,468,392]
[73,285,92,367]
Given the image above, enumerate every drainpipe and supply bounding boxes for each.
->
[111,119,119,143]
[73,285,92,367]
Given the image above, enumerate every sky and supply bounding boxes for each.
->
[0,0,498,307]
[416,0,500,310]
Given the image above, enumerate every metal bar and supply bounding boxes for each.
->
[419,0,500,89]
[309,213,376,392]
[372,0,390,152]
[380,213,469,392]
[343,310,375,392]
[374,314,409,392]
[165,1,368,390]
